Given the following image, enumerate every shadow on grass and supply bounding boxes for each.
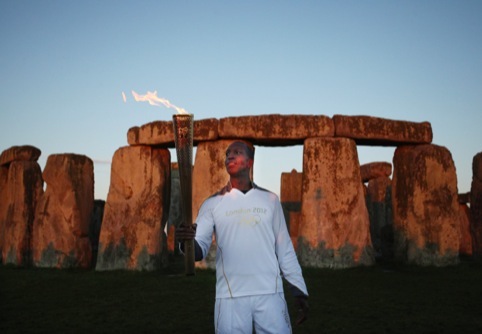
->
[1,257,482,333]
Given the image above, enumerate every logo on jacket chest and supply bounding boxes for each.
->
[224,207,267,226]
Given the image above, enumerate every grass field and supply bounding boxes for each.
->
[1,258,482,333]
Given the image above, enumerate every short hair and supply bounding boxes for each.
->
[229,141,255,160]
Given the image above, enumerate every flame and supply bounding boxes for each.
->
[122,91,127,103]
[131,90,188,114]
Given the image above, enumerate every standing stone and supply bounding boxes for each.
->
[280,169,303,250]
[458,203,473,256]
[0,165,8,263]
[0,145,41,166]
[392,145,460,266]
[458,192,470,204]
[96,146,170,271]
[289,211,302,250]
[191,140,233,269]
[89,200,105,268]
[471,152,482,257]
[298,137,375,268]
[32,154,93,268]
[1,161,43,266]
[1,145,42,264]
[365,176,393,260]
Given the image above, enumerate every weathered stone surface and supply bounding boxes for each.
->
[280,169,302,249]
[366,176,392,203]
[458,204,473,256]
[470,152,482,257]
[298,137,375,268]
[0,145,41,166]
[192,140,235,269]
[473,152,482,181]
[280,169,303,204]
[96,146,170,271]
[289,211,301,251]
[218,114,334,146]
[333,115,433,146]
[127,118,219,147]
[0,166,8,263]
[1,161,43,266]
[128,114,435,148]
[365,176,393,260]
[128,121,172,146]
[194,118,219,141]
[32,154,93,268]
[392,144,460,266]
[360,162,392,183]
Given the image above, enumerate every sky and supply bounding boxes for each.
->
[1,1,481,200]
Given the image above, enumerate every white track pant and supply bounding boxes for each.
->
[214,293,292,334]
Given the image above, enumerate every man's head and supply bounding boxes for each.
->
[224,141,254,177]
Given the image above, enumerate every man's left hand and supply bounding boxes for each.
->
[295,296,309,325]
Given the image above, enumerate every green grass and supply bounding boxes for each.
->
[1,258,482,333]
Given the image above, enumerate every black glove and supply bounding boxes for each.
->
[295,296,309,325]
[175,223,197,242]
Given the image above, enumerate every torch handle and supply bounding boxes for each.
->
[178,163,194,276]
[172,114,195,276]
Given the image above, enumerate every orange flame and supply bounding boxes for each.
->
[131,90,188,114]
[122,92,127,103]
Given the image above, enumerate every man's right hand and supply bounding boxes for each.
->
[175,223,197,242]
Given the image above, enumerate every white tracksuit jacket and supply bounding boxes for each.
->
[195,185,308,299]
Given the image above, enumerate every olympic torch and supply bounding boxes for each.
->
[172,113,195,276]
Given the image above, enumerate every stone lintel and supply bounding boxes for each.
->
[218,114,334,146]
[333,115,433,146]
[127,118,219,147]
[127,114,434,148]
[360,162,392,183]
[0,145,41,166]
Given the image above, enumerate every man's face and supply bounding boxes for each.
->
[224,142,253,176]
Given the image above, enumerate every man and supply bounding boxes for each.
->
[177,141,309,334]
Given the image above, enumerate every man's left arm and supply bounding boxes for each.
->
[272,199,309,324]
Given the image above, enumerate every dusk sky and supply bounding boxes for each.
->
[1,1,481,200]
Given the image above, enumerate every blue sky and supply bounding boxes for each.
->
[1,1,481,200]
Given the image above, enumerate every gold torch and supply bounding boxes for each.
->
[172,113,195,276]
